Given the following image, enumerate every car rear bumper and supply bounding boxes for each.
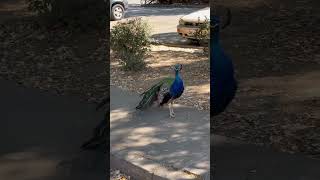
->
[177,25,199,39]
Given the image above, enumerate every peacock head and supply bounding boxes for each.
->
[173,64,182,72]
[212,16,220,28]
[211,8,232,30]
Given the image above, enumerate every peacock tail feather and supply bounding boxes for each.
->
[136,77,174,110]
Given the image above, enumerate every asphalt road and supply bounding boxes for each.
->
[125,6,198,34]
[111,0,205,46]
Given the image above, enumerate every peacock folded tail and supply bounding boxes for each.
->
[136,77,174,110]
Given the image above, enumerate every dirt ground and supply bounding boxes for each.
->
[111,46,210,110]
[213,0,320,159]
[1,0,320,163]
[0,0,107,105]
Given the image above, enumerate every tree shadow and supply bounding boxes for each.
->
[211,0,320,175]
[110,86,210,178]
[213,0,320,79]
[151,32,208,47]
[211,134,320,179]
[213,71,320,159]
[0,80,106,180]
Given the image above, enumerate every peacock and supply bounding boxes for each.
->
[211,9,237,117]
[81,96,108,151]
[57,97,108,168]
[136,64,184,118]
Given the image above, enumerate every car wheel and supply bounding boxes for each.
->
[111,4,125,21]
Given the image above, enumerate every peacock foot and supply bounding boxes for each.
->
[170,112,175,118]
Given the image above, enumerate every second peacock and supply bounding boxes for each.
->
[211,9,237,117]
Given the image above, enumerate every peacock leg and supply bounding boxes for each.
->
[157,93,161,106]
[169,101,175,118]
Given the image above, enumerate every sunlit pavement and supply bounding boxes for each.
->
[110,85,320,180]
[110,86,210,179]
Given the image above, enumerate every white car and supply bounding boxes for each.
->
[177,7,210,40]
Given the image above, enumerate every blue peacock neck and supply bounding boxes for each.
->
[211,19,223,82]
[175,70,180,77]
[212,15,221,48]
[212,24,220,48]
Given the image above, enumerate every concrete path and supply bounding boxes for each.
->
[0,79,106,180]
[110,86,320,180]
[110,86,210,180]
[212,135,320,180]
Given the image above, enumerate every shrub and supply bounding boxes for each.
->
[192,17,209,55]
[26,0,53,15]
[193,17,210,45]
[110,18,151,71]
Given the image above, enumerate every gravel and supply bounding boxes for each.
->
[110,169,131,180]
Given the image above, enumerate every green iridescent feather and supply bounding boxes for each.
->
[136,77,174,110]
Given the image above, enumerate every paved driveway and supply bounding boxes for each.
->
[110,86,210,179]
[110,0,206,46]
[0,80,106,180]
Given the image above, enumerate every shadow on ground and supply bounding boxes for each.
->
[0,80,106,180]
[151,32,208,47]
[212,135,320,180]
[213,0,320,159]
[110,86,210,179]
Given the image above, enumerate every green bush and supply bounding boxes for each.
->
[193,17,210,44]
[192,17,209,55]
[110,18,151,71]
